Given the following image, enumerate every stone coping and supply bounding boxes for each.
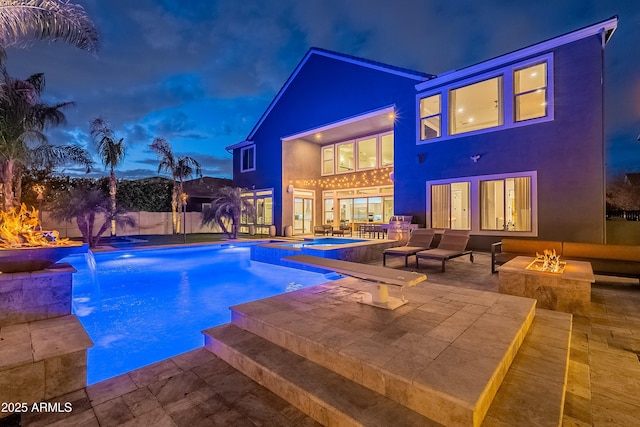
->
[499,256,595,282]
[0,315,93,371]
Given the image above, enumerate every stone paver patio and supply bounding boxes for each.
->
[9,252,640,426]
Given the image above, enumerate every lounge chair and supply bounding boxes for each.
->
[383,228,435,267]
[415,229,474,272]
[314,225,332,236]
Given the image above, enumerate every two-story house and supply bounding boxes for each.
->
[227,17,617,248]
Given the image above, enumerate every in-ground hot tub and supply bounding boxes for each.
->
[250,237,400,272]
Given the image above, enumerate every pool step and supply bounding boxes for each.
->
[203,323,438,427]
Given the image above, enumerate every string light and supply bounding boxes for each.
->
[288,167,394,189]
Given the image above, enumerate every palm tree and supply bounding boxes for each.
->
[48,183,135,248]
[90,116,125,236]
[201,186,255,239]
[0,71,91,210]
[149,137,202,233]
[0,0,99,55]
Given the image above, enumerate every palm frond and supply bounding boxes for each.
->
[0,0,99,54]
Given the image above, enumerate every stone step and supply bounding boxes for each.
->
[0,315,93,410]
[483,309,572,426]
[203,323,440,427]
[225,281,537,426]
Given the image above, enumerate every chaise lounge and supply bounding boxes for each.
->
[383,228,435,267]
[416,229,474,272]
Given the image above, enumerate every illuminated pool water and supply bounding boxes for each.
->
[62,244,336,384]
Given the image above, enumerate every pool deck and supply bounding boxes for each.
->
[13,252,640,427]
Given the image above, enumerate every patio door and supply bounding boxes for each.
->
[294,197,313,234]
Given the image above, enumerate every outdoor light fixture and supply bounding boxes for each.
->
[181,193,188,243]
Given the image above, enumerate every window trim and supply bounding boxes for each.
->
[335,140,355,174]
[378,131,394,168]
[321,144,335,176]
[356,136,378,171]
[416,53,553,145]
[240,145,256,172]
[426,171,538,236]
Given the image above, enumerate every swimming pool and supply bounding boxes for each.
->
[62,244,335,384]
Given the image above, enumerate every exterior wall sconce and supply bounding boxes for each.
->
[471,154,481,163]
[287,184,294,193]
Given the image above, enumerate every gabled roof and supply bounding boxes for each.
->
[416,16,618,92]
[239,48,433,144]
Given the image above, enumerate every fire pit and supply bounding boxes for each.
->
[0,204,87,273]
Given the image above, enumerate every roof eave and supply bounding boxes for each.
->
[416,16,618,92]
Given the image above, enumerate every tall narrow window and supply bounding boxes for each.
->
[380,133,394,167]
[431,182,470,229]
[420,94,441,140]
[240,145,255,172]
[357,137,377,170]
[336,142,354,173]
[322,145,334,175]
[450,77,503,135]
[514,62,547,121]
[481,176,531,231]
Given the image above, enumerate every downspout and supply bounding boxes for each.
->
[600,28,607,244]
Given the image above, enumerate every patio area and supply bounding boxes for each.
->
[12,251,640,427]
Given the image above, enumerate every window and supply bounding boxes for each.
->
[427,172,536,235]
[431,182,470,229]
[357,137,377,170]
[480,177,531,231]
[420,94,441,140]
[514,63,547,121]
[336,142,354,173]
[324,186,393,225]
[380,133,394,167]
[416,55,553,143]
[240,188,273,233]
[240,145,255,172]
[450,77,503,135]
[322,145,334,175]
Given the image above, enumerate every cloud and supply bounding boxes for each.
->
[3,0,638,179]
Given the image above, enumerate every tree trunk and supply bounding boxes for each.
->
[2,160,15,211]
[171,190,178,234]
[76,215,90,244]
[14,164,23,208]
[109,168,117,236]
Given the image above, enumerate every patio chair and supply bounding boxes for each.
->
[415,229,474,272]
[332,225,352,236]
[383,228,435,267]
[314,225,332,236]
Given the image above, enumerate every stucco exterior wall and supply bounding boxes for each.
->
[233,53,423,234]
[396,36,606,249]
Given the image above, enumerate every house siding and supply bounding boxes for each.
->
[398,35,606,248]
[233,53,424,234]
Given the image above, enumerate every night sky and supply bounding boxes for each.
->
[5,0,640,180]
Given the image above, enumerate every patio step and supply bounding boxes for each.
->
[203,323,439,427]
[211,282,539,426]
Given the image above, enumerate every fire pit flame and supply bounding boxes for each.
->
[0,204,78,248]
[527,248,566,273]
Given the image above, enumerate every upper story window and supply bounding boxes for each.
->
[514,62,547,122]
[380,133,394,167]
[322,146,334,175]
[450,77,503,135]
[419,94,441,140]
[240,145,255,172]
[337,142,355,173]
[321,131,394,176]
[417,54,553,143]
[357,137,377,170]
